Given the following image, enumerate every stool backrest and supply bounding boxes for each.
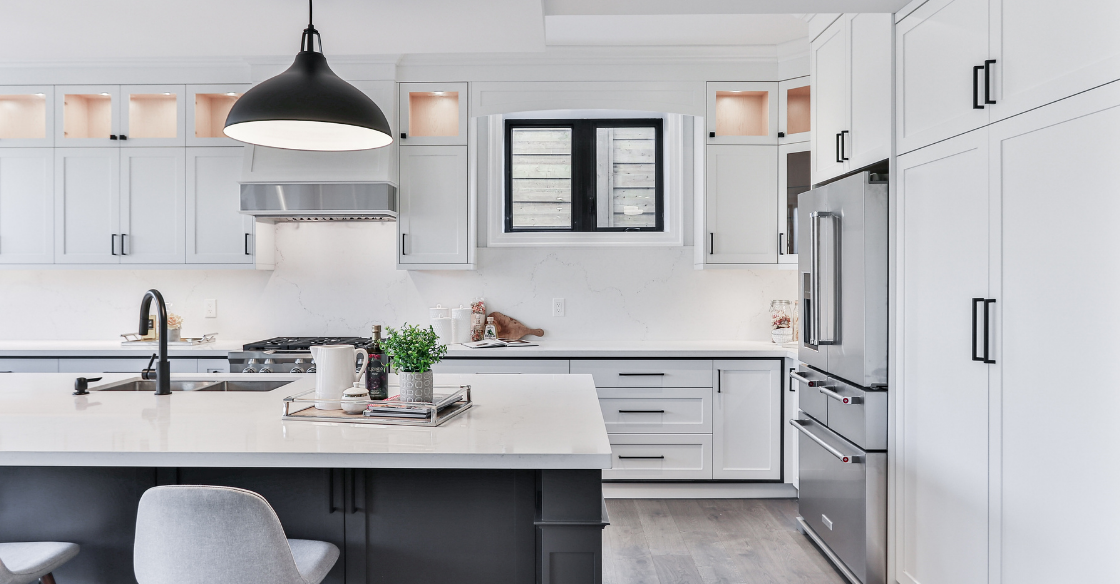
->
[134,485,306,584]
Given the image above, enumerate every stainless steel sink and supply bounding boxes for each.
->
[95,378,293,392]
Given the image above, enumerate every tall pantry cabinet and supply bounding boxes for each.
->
[897,43,1120,584]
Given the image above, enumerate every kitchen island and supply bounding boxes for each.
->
[0,373,611,584]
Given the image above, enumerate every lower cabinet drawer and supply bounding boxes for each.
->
[604,434,713,480]
[598,387,712,433]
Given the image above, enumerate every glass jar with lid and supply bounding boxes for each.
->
[770,300,794,344]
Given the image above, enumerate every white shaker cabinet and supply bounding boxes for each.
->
[0,149,54,264]
[119,148,185,264]
[703,144,778,264]
[0,86,54,148]
[712,360,782,480]
[54,148,120,263]
[811,21,850,182]
[399,82,468,147]
[397,145,469,266]
[705,82,779,145]
[186,147,253,264]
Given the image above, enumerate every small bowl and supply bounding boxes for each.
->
[341,388,370,415]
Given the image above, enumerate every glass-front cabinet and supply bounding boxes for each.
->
[186,84,250,146]
[398,82,468,146]
[120,85,185,146]
[0,86,54,147]
[778,142,811,265]
[56,85,119,146]
[779,77,811,144]
[705,82,779,145]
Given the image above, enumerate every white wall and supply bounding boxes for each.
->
[0,222,796,342]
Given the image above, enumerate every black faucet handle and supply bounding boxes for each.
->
[74,376,102,395]
[141,353,157,380]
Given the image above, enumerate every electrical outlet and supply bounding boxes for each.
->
[552,298,565,317]
[204,299,217,318]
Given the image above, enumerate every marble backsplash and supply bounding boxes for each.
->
[0,222,797,342]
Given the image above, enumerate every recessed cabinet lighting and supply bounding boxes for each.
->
[99,93,110,96]
[225,92,237,96]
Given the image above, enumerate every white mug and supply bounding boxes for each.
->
[309,345,369,410]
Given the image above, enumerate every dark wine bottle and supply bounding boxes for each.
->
[365,325,389,400]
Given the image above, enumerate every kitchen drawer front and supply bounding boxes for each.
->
[58,358,198,374]
[604,434,713,480]
[824,379,887,451]
[432,359,569,375]
[571,359,713,388]
[598,387,713,434]
[0,358,59,373]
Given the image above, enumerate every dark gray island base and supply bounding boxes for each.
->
[0,466,604,584]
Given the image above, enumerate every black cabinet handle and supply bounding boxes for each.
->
[618,410,665,414]
[401,233,406,255]
[244,233,251,255]
[400,132,407,139]
[709,131,715,138]
[111,234,117,255]
[972,298,996,363]
[619,455,665,460]
[618,372,666,376]
[840,130,850,161]
[778,233,785,255]
[982,299,996,364]
[984,59,997,105]
[836,133,842,163]
[120,135,128,141]
[328,469,341,513]
[971,298,982,361]
[121,233,127,255]
[778,131,785,138]
[109,135,118,140]
[973,65,985,109]
[709,232,714,255]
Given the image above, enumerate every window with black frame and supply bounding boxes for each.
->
[505,118,664,232]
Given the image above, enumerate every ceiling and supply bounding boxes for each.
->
[0,0,911,61]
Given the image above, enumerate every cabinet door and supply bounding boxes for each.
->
[778,142,810,265]
[0,86,54,147]
[186,147,253,264]
[712,360,781,480]
[55,85,120,147]
[896,0,990,155]
[847,13,893,169]
[120,85,186,147]
[778,77,811,145]
[398,145,469,265]
[990,0,1120,124]
[54,148,120,263]
[399,82,468,146]
[706,82,779,145]
[704,145,778,264]
[0,149,54,264]
[119,148,185,264]
[810,19,850,182]
[897,130,989,584]
[186,84,250,146]
[990,81,1120,584]
[0,358,58,373]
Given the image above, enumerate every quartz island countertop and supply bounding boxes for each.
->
[0,372,612,470]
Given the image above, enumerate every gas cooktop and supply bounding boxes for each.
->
[242,337,372,352]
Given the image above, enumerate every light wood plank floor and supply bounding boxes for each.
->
[603,499,847,584]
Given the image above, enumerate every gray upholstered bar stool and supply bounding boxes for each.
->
[0,542,79,584]
[134,486,339,584]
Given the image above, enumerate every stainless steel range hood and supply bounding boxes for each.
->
[239,183,397,221]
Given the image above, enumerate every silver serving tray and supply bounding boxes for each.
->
[281,384,472,427]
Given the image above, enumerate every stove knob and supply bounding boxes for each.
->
[242,359,258,374]
[290,358,307,374]
[259,358,274,374]
[306,359,316,374]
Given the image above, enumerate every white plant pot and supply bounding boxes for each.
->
[399,371,434,403]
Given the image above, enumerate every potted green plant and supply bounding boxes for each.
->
[381,323,448,403]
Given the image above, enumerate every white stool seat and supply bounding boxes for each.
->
[0,542,80,584]
[288,539,339,584]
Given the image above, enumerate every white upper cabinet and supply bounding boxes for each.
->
[119,148,185,263]
[989,0,1120,124]
[0,149,54,263]
[54,148,120,263]
[186,147,253,264]
[56,85,121,147]
[399,82,468,146]
[186,84,249,146]
[705,82,779,145]
[713,360,782,480]
[703,145,778,265]
[0,86,54,148]
[812,14,893,183]
[120,85,185,147]
[398,145,469,266]
[778,77,811,144]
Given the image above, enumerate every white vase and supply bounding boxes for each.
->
[399,371,434,403]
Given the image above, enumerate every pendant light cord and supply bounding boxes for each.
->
[301,0,323,53]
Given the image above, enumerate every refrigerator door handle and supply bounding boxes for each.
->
[811,211,840,345]
[789,419,862,464]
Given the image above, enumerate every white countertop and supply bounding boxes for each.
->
[0,372,612,470]
[0,340,248,358]
[444,340,797,359]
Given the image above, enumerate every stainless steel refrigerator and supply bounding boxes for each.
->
[791,170,888,584]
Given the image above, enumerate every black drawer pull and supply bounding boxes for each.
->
[618,372,665,376]
[973,65,985,109]
[618,409,665,414]
[619,455,665,460]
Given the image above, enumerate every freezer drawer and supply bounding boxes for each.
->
[789,365,828,425]
[822,375,887,451]
[793,412,886,584]
[598,387,712,434]
[604,434,713,480]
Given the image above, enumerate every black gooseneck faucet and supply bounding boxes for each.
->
[139,289,171,395]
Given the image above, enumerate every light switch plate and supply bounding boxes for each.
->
[204,299,217,318]
[552,298,565,317]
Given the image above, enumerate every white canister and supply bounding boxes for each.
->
[341,383,370,415]
[451,306,472,344]
[429,304,451,323]
[431,316,454,347]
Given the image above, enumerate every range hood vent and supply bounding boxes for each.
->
[240,183,397,221]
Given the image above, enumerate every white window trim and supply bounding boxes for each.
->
[483,112,687,247]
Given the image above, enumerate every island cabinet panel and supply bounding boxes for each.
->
[0,467,156,584]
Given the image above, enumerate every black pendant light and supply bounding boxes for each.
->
[224,0,393,151]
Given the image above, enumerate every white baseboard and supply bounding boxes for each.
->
[602,482,798,499]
